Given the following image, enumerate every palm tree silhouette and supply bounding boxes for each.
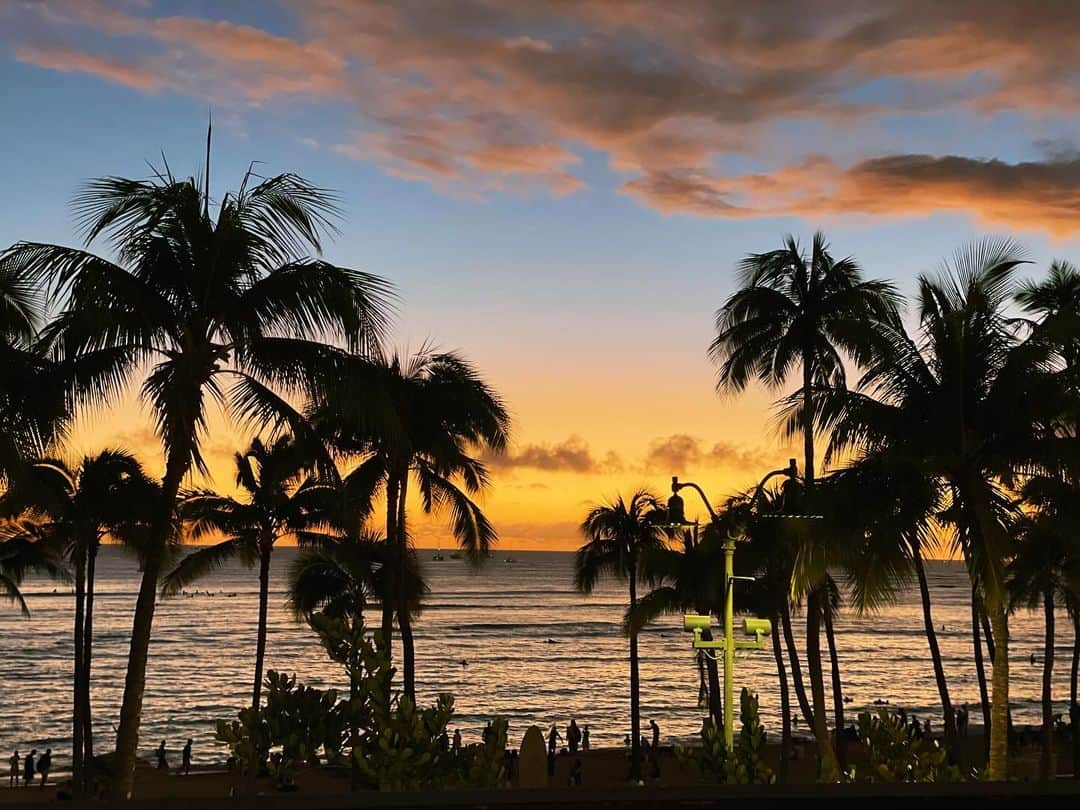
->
[710,231,899,777]
[819,239,1069,780]
[310,347,509,699]
[575,490,666,782]
[163,435,334,711]
[0,143,394,795]
[0,450,154,796]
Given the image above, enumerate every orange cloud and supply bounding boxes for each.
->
[622,153,1080,236]
[485,436,622,474]
[15,45,161,92]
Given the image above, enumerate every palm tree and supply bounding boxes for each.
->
[0,144,394,796]
[0,524,67,615]
[820,455,961,758]
[0,249,66,487]
[575,490,666,782]
[818,239,1069,779]
[163,435,334,711]
[1010,475,1080,780]
[627,524,726,729]
[310,348,509,699]
[0,450,154,795]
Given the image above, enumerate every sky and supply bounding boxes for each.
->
[2,1,1080,550]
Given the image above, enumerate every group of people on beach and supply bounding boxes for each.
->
[155,738,194,775]
[548,718,591,755]
[8,749,51,788]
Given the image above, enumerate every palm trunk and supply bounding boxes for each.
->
[773,617,792,784]
[251,545,271,712]
[972,588,991,757]
[823,605,845,771]
[914,548,956,755]
[1040,589,1055,781]
[396,471,416,701]
[83,542,97,765]
[381,474,399,653]
[806,590,838,780]
[112,453,187,799]
[628,558,641,782]
[72,548,86,798]
[987,602,1010,781]
[702,630,723,729]
[782,602,813,726]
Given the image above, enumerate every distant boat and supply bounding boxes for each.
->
[504,558,516,564]
[449,551,463,560]
[432,550,445,561]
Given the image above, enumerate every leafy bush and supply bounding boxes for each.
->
[679,687,775,784]
[850,709,965,783]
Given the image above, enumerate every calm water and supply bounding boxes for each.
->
[0,547,1074,777]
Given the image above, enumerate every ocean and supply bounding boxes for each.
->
[0,546,1073,777]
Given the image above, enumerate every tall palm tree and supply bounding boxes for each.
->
[163,435,334,711]
[310,348,509,699]
[710,231,900,778]
[0,450,154,795]
[0,145,394,796]
[627,524,726,730]
[818,239,1069,780]
[1010,475,1080,780]
[575,490,666,782]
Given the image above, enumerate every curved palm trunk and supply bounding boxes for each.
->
[84,543,97,764]
[914,549,956,755]
[987,603,1010,781]
[628,559,641,782]
[251,545,272,712]
[806,590,838,780]
[395,471,416,701]
[83,543,97,766]
[772,617,792,784]
[972,588,991,756]
[381,475,400,655]
[112,453,187,799]
[72,549,86,798]
[823,606,845,770]
[701,630,722,729]
[1040,589,1055,781]
[781,603,813,726]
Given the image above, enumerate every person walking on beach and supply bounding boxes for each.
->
[582,726,590,752]
[482,721,492,746]
[452,729,462,755]
[182,739,193,775]
[567,719,581,754]
[548,724,562,755]
[22,750,35,788]
[156,740,168,771]
[35,749,51,788]
[9,751,18,787]
[650,719,660,750]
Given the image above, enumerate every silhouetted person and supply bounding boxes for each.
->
[1030,652,1037,666]
[650,719,660,750]
[439,731,449,753]
[156,740,168,771]
[182,739,193,775]
[567,719,581,754]
[36,749,51,788]
[9,751,18,787]
[957,705,969,736]
[548,725,562,755]
[482,721,492,746]
[452,729,462,754]
[23,750,35,788]
[623,734,631,747]
[582,726,590,752]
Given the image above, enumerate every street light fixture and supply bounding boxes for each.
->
[667,458,802,751]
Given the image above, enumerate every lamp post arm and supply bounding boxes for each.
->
[748,463,798,512]
[674,481,720,523]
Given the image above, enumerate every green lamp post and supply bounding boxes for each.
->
[667,459,800,750]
